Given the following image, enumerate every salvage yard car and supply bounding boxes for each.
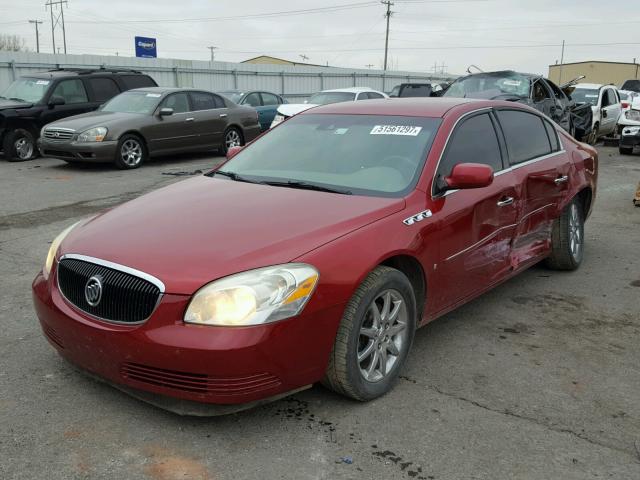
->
[217,90,286,131]
[570,83,621,144]
[33,98,597,415]
[270,87,388,128]
[0,68,157,162]
[39,87,261,169]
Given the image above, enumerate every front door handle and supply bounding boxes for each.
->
[185,117,195,122]
[219,113,228,118]
[497,196,514,207]
[554,175,569,185]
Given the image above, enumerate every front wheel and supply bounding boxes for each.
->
[323,266,417,401]
[545,198,584,271]
[3,128,37,162]
[114,134,147,169]
[222,127,244,154]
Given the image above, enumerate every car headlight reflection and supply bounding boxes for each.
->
[44,221,82,278]
[184,264,319,326]
[77,127,107,143]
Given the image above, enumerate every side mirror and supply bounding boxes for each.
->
[445,163,494,190]
[159,107,174,117]
[226,145,243,160]
[48,95,65,107]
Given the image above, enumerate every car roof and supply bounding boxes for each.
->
[303,97,489,118]
[22,69,147,80]
[573,83,608,89]
[127,87,216,94]
[320,87,376,93]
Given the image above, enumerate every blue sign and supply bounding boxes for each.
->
[135,36,157,58]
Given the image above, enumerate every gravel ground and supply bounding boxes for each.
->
[1,147,639,480]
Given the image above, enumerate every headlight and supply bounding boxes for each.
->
[623,126,640,135]
[44,221,82,277]
[184,264,319,326]
[625,110,640,121]
[77,127,107,142]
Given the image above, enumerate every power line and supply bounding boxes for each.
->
[28,20,43,53]
[45,0,68,54]
[382,1,394,70]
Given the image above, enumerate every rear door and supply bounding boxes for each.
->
[600,88,621,135]
[85,76,121,110]
[188,91,227,147]
[495,109,570,268]
[430,110,519,307]
[143,92,196,153]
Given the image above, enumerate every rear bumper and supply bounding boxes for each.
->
[32,269,343,413]
[38,138,118,163]
[620,130,640,148]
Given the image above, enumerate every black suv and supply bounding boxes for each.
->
[0,68,157,161]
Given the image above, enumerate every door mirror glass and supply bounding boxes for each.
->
[48,95,65,107]
[159,107,174,116]
[226,145,243,160]
[445,163,494,190]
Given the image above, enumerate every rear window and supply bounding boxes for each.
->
[621,80,640,92]
[399,84,432,97]
[496,110,551,164]
[119,74,157,90]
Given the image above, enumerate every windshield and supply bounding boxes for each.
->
[619,91,629,101]
[219,91,243,103]
[308,91,356,105]
[443,72,530,99]
[101,91,161,114]
[0,77,50,103]
[389,86,400,97]
[570,88,599,106]
[216,114,441,197]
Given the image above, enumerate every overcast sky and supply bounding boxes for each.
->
[1,0,639,75]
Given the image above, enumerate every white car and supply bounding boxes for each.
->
[617,90,640,131]
[570,83,621,142]
[270,87,388,128]
[617,95,640,135]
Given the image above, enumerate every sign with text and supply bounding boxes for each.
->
[135,36,157,58]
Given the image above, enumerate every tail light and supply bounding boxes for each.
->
[622,102,630,109]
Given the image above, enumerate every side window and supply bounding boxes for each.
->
[606,89,617,106]
[190,91,216,111]
[261,92,280,105]
[532,80,551,102]
[496,110,551,164]
[120,75,156,90]
[88,78,120,102]
[368,92,385,99]
[160,92,190,113]
[243,92,262,107]
[213,94,226,108]
[546,80,565,100]
[601,89,610,107]
[436,113,503,187]
[356,93,370,101]
[51,79,88,104]
[543,119,560,152]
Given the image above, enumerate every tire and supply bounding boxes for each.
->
[323,266,417,401]
[545,198,584,271]
[222,127,244,154]
[114,134,147,169]
[3,128,37,162]
[619,146,633,155]
[587,123,599,145]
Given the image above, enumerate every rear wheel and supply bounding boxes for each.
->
[222,127,243,154]
[3,128,37,162]
[323,266,416,401]
[114,134,147,169]
[545,198,584,271]
[619,146,634,155]
[587,123,599,145]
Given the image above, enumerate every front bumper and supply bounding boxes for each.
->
[620,129,640,148]
[32,268,343,414]
[38,138,118,163]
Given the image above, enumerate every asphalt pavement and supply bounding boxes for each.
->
[1,147,639,479]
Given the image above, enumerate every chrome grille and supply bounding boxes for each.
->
[43,128,75,140]
[57,257,161,323]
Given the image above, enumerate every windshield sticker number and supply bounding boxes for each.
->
[502,80,522,86]
[35,80,50,85]
[146,93,161,97]
[334,128,349,135]
[370,125,422,136]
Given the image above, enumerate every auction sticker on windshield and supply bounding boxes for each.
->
[370,125,422,136]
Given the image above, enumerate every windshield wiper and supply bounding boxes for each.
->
[263,180,352,195]
[211,170,263,184]
[8,97,26,102]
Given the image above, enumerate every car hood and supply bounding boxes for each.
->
[45,111,145,131]
[60,176,405,294]
[276,103,317,118]
[0,98,33,109]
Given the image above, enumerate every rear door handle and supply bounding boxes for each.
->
[219,113,228,118]
[497,197,514,207]
[554,175,569,185]
[185,117,195,122]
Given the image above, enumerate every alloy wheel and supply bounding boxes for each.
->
[120,139,142,167]
[225,130,241,149]
[569,202,582,261]
[358,289,408,383]
[14,137,34,160]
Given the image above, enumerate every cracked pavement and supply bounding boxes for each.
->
[1,147,639,479]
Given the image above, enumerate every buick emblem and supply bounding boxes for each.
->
[85,275,103,307]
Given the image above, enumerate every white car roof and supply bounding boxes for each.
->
[573,83,612,89]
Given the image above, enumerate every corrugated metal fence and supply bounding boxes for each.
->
[0,51,454,100]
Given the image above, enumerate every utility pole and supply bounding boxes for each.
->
[366,64,374,69]
[45,0,68,54]
[559,39,565,84]
[29,20,43,53]
[207,46,217,63]
[382,1,394,71]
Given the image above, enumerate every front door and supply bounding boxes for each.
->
[428,111,519,309]
[143,92,196,154]
[41,79,94,125]
[600,88,622,135]
[257,92,283,131]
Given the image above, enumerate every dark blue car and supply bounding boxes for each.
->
[218,90,286,131]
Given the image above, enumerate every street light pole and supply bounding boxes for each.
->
[207,46,217,63]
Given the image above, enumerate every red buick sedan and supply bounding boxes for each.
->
[32,98,598,415]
